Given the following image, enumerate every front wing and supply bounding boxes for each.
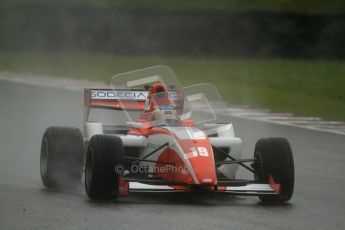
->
[128,182,277,196]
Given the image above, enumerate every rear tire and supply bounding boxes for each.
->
[85,135,124,199]
[253,137,294,203]
[40,127,84,188]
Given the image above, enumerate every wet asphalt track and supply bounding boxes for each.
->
[0,80,345,230]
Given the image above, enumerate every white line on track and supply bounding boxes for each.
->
[0,71,108,92]
[227,107,345,135]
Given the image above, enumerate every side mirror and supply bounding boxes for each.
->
[126,121,144,129]
[144,85,151,90]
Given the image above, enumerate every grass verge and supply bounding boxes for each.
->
[0,52,344,121]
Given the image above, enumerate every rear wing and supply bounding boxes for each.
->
[84,88,183,121]
[84,88,149,135]
[84,88,148,111]
[84,88,185,135]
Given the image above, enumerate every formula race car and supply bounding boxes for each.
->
[40,66,294,203]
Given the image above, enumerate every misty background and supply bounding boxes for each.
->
[1,0,345,57]
[1,0,345,121]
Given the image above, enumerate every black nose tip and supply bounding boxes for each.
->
[156,86,166,99]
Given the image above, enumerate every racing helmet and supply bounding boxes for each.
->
[151,83,169,103]
[149,83,179,122]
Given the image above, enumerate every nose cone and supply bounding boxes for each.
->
[188,154,217,185]
[155,127,218,185]
[183,140,217,185]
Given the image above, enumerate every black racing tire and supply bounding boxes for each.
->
[40,127,84,188]
[253,137,294,203]
[85,135,124,200]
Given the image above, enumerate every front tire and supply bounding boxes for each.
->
[40,127,84,188]
[253,137,294,203]
[85,135,124,199]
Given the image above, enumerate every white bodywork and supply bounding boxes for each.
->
[85,122,242,180]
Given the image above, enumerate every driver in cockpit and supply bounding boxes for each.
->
[143,82,183,125]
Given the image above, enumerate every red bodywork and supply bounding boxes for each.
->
[129,83,217,188]
[85,84,218,190]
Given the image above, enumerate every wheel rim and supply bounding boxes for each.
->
[253,151,262,181]
[40,138,48,178]
[85,149,93,191]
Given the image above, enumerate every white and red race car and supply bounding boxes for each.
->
[40,66,294,203]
